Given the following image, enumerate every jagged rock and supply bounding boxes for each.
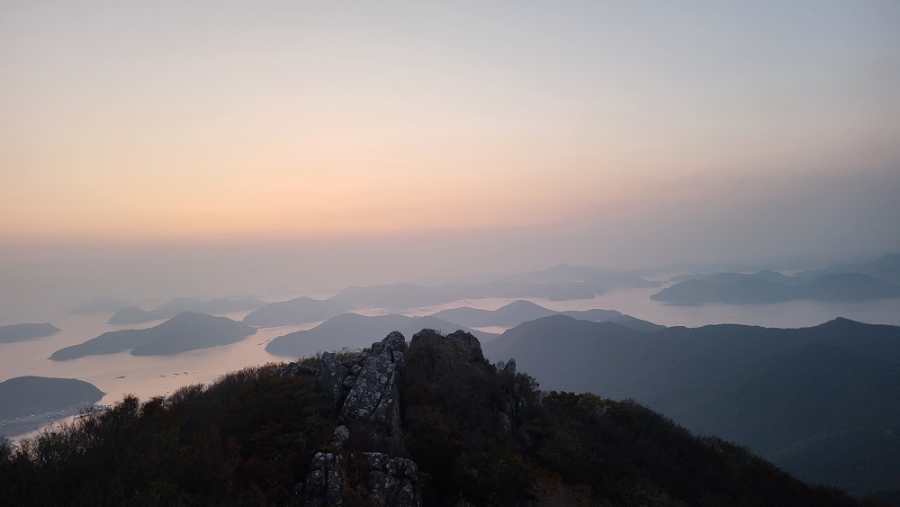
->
[298,452,343,507]
[350,364,363,375]
[503,358,516,375]
[382,331,407,354]
[330,425,350,448]
[361,452,421,507]
[339,332,405,436]
[317,352,349,407]
[342,375,356,388]
[278,362,317,378]
[445,330,484,362]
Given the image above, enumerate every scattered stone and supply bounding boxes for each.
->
[330,425,350,448]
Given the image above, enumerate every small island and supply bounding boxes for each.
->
[0,376,104,437]
[50,312,256,361]
[0,323,60,344]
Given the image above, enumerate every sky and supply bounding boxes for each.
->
[2,1,900,316]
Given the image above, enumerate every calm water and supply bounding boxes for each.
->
[3,289,900,437]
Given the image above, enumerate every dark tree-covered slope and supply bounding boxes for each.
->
[484,316,900,495]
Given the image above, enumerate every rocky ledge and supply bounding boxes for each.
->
[283,331,418,507]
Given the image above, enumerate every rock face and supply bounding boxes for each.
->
[444,329,485,362]
[297,452,343,507]
[340,331,406,437]
[361,452,421,507]
[290,331,422,507]
[318,352,350,407]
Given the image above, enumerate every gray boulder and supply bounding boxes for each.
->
[361,452,421,507]
[297,452,343,507]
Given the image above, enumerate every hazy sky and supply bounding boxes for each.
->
[2,1,900,316]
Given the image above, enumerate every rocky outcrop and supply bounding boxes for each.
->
[503,358,516,375]
[339,332,406,437]
[361,452,421,507]
[318,352,350,408]
[289,331,419,507]
[297,452,344,507]
[444,329,485,363]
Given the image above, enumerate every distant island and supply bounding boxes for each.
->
[50,312,256,360]
[264,312,498,357]
[242,297,353,327]
[108,296,267,325]
[431,299,664,332]
[0,323,60,344]
[484,315,900,496]
[0,376,103,437]
[326,276,661,310]
[653,271,900,305]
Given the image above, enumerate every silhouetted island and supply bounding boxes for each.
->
[242,296,353,327]
[328,280,604,309]
[652,271,900,305]
[0,376,103,437]
[108,296,267,325]
[430,299,664,332]
[484,315,900,496]
[50,312,256,360]
[0,323,60,344]
[795,253,900,284]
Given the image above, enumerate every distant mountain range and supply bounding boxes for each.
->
[654,271,900,305]
[264,313,499,358]
[0,323,59,344]
[50,312,256,360]
[328,276,659,311]
[0,376,103,437]
[656,253,900,306]
[263,301,664,358]
[242,297,352,327]
[795,253,900,284]
[431,300,664,332]
[108,297,267,325]
[484,316,900,495]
